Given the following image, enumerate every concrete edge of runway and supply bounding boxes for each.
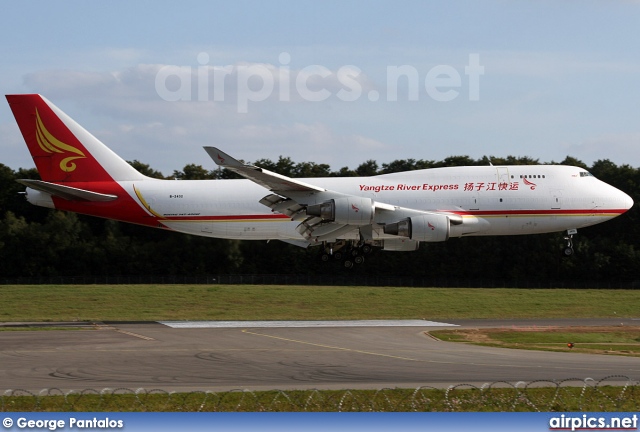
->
[0,319,457,329]
[158,319,458,328]
[2,317,639,329]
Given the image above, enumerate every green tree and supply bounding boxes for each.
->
[333,166,358,177]
[294,162,332,178]
[253,156,297,176]
[557,156,588,169]
[128,160,165,179]
[437,155,478,167]
[355,160,379,176]
[172,164,218,180]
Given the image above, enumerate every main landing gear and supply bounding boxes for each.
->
[319,240,374,268]
[563,229,577,257]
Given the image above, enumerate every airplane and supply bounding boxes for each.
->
[6,94,634,267]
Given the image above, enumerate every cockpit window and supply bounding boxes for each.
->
[579,171,594,177]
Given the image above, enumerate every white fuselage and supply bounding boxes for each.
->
[119,164,633,242]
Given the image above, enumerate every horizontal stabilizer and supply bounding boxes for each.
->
[16,179,118,202]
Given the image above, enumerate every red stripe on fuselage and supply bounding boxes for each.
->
[454,209,628,216]
[157,214,291,222]
[158,209,625,222]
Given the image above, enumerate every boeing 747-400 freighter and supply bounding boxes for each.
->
[6,94,634,266]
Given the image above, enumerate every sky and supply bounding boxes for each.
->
[1,1,640,176]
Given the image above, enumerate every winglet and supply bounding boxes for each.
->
[204,147,244,168]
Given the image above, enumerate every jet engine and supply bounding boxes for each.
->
[306,197,375,225]
[383,213,450,242]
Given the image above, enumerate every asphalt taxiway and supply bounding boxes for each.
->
[0,319,638,392]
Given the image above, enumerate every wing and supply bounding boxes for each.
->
[205,147,393,243]
[204,147,326,194]
[205,147,464,244]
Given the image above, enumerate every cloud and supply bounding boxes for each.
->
[14,51,640,174]
[23,60,377,111]
[484,50,640,78]
[0,121,32,170]
[18,63,387,174]
[230,122,386,157]
[563,132,640,166]
[23,65,163,102]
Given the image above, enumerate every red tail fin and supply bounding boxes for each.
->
[6,94,144,183]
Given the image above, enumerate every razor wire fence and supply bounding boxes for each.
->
[2,376,638,412]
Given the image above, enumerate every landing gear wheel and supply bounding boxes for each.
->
[562,229,576,257]
[321,253,330,262]
[354,255,365,265]
[344,260,354,268]
[334,252,343,260]
[361,245,372,254]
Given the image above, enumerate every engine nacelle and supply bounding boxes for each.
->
[380,238,420,251]
[306,197,374,225]
[383,213,450,242]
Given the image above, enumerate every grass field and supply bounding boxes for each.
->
[0,285,638,322]
[3,386,638,412]
[431,327,640,357]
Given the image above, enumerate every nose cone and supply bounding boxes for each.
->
[620,190,634,212]
[599,182,633,218]
[608,184,634,215]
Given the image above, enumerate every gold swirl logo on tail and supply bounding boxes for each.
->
[35,109,86,172]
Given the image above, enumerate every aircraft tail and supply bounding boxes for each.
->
[6,94,145,183]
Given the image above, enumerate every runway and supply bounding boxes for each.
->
[159,319,456,328]
[0,319,638,392]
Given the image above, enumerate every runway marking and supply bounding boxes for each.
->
[241,329,421,361]
[159,319,456,328]
[115,330,155,341]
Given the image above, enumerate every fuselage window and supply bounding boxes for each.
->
[519,174,545,179]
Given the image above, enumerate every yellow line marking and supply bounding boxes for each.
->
[132,184,164,219]
[241,329,419,361]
